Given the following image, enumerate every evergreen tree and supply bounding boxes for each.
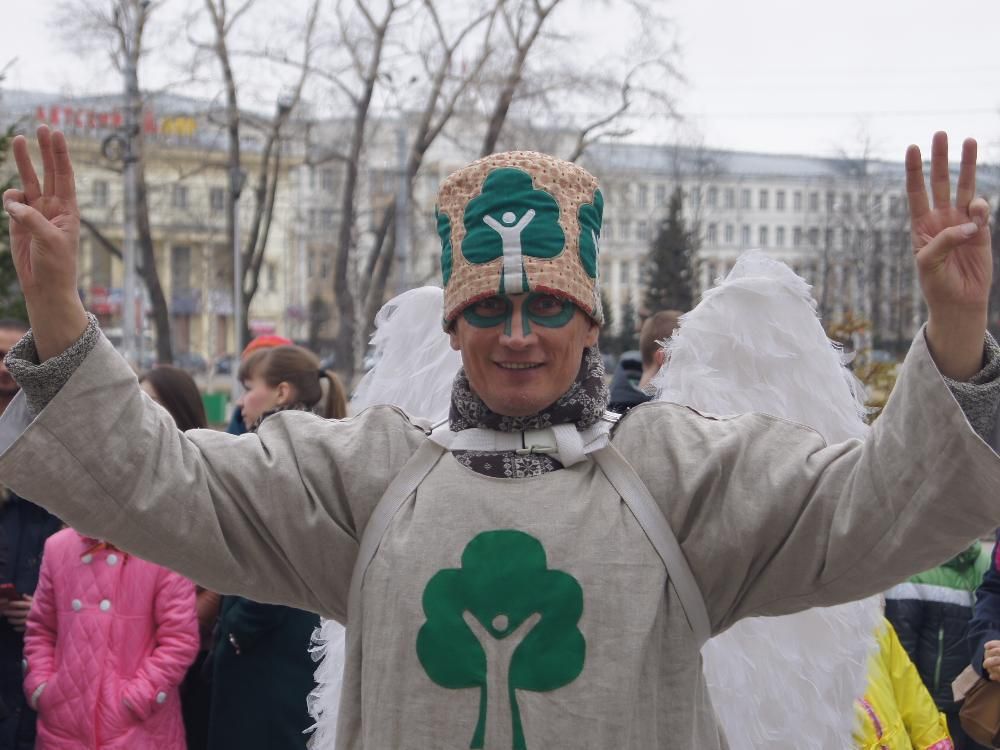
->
[643,187,696,314]
[0,126,27,322]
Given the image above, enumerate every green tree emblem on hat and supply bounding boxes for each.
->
[461,169,566,294]
[577,188,603,279]
[416,529,585,750]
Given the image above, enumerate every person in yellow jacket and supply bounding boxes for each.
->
[855,618,955,749]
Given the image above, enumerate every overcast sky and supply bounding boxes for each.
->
[4,0,999,163]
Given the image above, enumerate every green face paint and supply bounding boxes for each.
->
[523,292,576,332]
[462,293,577,337]
[463,296,513,333]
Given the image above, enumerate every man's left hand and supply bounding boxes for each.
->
[907,132,992,380]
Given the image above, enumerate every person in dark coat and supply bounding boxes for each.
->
[207,599,319,749]
[0,319,56,750]
[608,310,683,416]
[968,531,1000,687]
[887,541,990,749]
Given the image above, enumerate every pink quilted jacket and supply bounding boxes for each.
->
[23,529,198,749]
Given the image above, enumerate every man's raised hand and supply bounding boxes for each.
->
[3,126,88,360]
[907,132,993,380]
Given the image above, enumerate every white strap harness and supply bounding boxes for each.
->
[347,416,711,648]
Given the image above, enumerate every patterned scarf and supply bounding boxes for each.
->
[448,346,609,478]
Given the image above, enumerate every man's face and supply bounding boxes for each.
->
[448,293,599,417]
[0,329,24,399]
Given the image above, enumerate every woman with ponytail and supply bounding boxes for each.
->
[205,345,345,750]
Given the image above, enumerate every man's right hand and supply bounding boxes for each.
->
[983,640,1000,680]
[2,126,88,361]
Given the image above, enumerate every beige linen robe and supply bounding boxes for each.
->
[0,331,998,749]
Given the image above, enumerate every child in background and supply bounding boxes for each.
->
[206,344,346,750]
[22,524,198,749]
[855,617,954,750]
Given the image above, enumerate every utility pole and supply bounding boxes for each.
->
[230,164,245,387]
[121,1,144,369]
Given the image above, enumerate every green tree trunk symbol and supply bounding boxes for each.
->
[416,530,585,750]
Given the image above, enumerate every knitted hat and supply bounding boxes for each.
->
[436,151,604,326]
[241,334,293,359]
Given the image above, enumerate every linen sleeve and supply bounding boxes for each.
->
[0,333,426,621]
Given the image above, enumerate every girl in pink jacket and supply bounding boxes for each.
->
[23,528,198,749]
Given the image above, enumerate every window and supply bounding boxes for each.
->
[808,192,819,212]
[857,194,868,213]
[825,228,834,248]
[209,187,225,214]
[758,226,768,247]
[740,189,751,209]
[842,192,852,212]
[171,246,192,292]
[843,228,853,249]
[655,185,667,207]
[172,185,189,209]
[826,191,835,213]
[776,226,785,247]
[793,191,802,211]
[808,227,819,247]
[690,188,701,210]
[724,224,734,244]
[321,209,334,228]
[889,195,900,217]
[267,262,277,292]
[793,226,803,246]
[872,194,883,214]
[707,187,718,208]
[321,169,335,192]
[741,224,750,246]
[637,221,649,241]
[724,188,735,209]
[92,179,109,208]
[707,223,718,244]
[759,190,769,210]
[620,221,631,241]
[603,220,613,239]
[618,262,628,284]
[776,190,786,211]
[638,185,649,209]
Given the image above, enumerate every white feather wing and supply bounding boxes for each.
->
[654,251,881,750]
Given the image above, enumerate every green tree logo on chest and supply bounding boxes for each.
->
[460,169,566,295]
[416,529,585,750]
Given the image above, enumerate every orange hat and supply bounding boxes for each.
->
[241,335,293,359]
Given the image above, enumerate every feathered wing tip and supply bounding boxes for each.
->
[306,618,346,749]
[653,251,868,444]
[349,286,463,422]
[702,601,882,750]
[653,251,880,749]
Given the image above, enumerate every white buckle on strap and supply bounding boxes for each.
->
[515,428,557,455]
[429,419,613,467]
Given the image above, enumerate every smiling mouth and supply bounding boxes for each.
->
[496,362,542,370]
